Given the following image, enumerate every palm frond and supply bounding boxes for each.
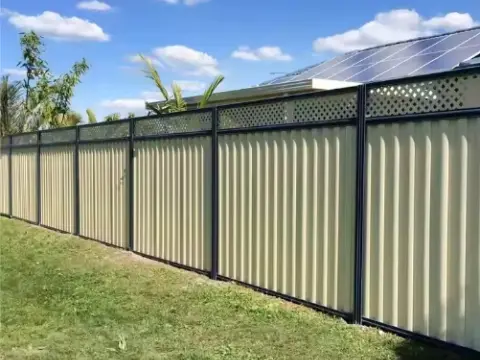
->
[86,108,97,123]
[171,82,186,112]
[198,75,224,109]
[139,54,170,102]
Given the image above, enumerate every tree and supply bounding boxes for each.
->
[18,31,48,117]
[15,31,90,130]
[54,59,89,118]
[127,112,136,119]
[139,54,224,115]
[86,108,97,123]
[105,113,121,122]
[0,76,25,136]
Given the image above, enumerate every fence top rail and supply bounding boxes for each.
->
[364,65,480,88]
[2,66,480,140]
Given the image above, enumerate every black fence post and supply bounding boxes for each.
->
[210,107,219,280]
[128,117,135,251]
[8,135,12,218]
[353,84,367,324]
[74,126,80,235]
[37,131,41,225]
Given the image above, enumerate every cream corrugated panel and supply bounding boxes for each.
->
[218,128,356,313]
[40,146,74,233]
[79,142,128,248]
[11,148,37,222]
[134,138,211,271]
[0,150,9,214]
[364,118,480,351]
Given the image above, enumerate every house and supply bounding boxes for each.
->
[147,26,480,110]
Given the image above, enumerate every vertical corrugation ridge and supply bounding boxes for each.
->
[365,117,480,351]
[11,148,37,222]
[218,128,355,313]
[79,142,127,247]
[133,138,211,270]
[39,146,74,233]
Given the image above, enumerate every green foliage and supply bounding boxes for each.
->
[127,112,136,119]
[0,76,25,136]
[86,108,97,123]
[104,113,121,122]
[18,31,48,115]
[140,53,224,115]
[54,58,89,117]
[15,31,90,131]
[0,218,463,360]
[199,74,224,109]
[53,112,83,127]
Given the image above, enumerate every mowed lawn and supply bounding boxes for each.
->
[0,218,471,360]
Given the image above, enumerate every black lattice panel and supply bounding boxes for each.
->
[135,112,212,137]
[219,102,286,129]
[11,133,37,146]
[41,128,76,144]
[366,73,480,118]
[79,121,130,141]
[0,137,10,148]
[293,92,358,122]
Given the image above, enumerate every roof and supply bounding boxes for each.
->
[261,26,480,86]
[147,27,480,109]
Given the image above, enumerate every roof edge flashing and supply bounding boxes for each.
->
[311,78,360,90]
[146,79,317,108]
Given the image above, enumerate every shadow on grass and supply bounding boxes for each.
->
[393,336,478,360]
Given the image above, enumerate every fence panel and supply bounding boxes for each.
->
[40,145,75,233]
[11,147,37,222]
[0,145,9,215]
[133,137,212,271]
[79,142,128,248]
[364,116,480,351]
[218,126,356,313]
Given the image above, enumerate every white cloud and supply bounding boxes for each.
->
[232,46,293,61]
[127,54,162,67]
[153,45,220,76]
[6,10,110,42]
[157,0,210,5]
[76,1,112,12]
[101,81,207,111]
[2,68,26,77]
[101,90,166,111]
[313,9,478,53]
[173,80,206,93]
[101,98,151,111]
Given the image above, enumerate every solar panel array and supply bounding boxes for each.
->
[261,27,480,85]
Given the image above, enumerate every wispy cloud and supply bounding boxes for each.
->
[76,1,112,12]
[232,46,293,61]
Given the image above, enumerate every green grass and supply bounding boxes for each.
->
[0,218,471,360]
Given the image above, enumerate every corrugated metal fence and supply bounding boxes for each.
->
[1,67,479,354]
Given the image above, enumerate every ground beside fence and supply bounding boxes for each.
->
[0,218,471,360]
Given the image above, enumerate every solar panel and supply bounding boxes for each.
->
[259,27,480,86]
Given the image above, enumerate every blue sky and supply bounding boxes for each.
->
[1,0,479,120]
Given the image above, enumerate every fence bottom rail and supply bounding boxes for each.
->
[362,317,480,357]
[216,274,351,321]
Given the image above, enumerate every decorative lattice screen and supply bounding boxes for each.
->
[218,91,357,129]
[41,128,76,144]
[366,73,480,118]
[135,112,212,137]
[79,121,130,141]
[11,133,37,146]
